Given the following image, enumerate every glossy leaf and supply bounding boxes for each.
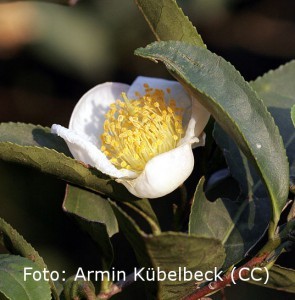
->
[189,178,270,268]
[251,60,295,178]
[63,185,118,237]
[110,202,226,300]
[135,0,204,47]
[63,185,115,270]
[135,41,289,235]
[0,254,51,300]
[0,217,59,299]
[249,264,295,293]
[0,123,137,202]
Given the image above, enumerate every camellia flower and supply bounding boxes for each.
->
[51,77,209,198]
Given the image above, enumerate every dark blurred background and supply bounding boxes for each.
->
[0,0,294,299]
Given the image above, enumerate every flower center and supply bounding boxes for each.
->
[100,84,184,172]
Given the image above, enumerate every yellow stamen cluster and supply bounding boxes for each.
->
[100,85,184,172]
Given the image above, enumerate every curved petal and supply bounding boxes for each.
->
[69,82,129,147]
[51,124,136,178]
[128,76,192,126]
[117,142,195,198]
[191,96,210,137]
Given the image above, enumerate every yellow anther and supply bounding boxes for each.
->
[100,86,184,172]
[118,115,124,122]
[121,161,127,168]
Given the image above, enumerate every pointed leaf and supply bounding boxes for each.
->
[110,202,226,300]
[0,217,59,299]
[0,123,71,155]
[0,123,137,202]
[135,41,289,235]
[63,185,115,270]
[250,61,295,177]
[135,0,204,46]
[189,178,270,268]
[63,185,118,237]
[0,254,51,300]
[249,264,295,293]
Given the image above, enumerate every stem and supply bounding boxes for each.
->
[97,273,134,299]
[76,282,97,300]
[182,253,268,300]
[124,202,161,234]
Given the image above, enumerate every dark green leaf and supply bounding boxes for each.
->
[249,264,295,293]
[123,199,160,234]
[135,0,204,47]
[110,202,226,300]
[0,123,71,155]
[63,185,115,270]
[0,217,59,299]
[0,123,138,202]
[0,254,51,300]
[63,185,118,237]
[251,61,295,178]
[135,41,289,235]
[189,178,270,268]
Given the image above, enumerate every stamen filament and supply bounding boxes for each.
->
[100,84,184,172]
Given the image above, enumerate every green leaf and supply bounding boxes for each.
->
[249,264,295,293]
[63,185,118,237]
[0,217,59,299]
[63,185,115,270]
[189,178,270,268]
[135,41,289,236]
[110,202,226,300]
[251,61,295,178]
[123,200,161,234]
[0,254,51,300]
[135,0,205,47]
[0,123,71,155]
[292,105,295,127]
[0,123,138,202]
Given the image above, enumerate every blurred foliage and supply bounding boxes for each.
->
[0,0,295,299]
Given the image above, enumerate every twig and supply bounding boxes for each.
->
[97,273,134,299]
[182,253,268,300]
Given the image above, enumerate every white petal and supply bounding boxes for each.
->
[51,124,136,178]
[69,82,129,147]
[117,142,195,198]
[179,118,206,148]
[128,76,192,126]
[191,96,210,138]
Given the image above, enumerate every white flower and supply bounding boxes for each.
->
[51,76,209,198]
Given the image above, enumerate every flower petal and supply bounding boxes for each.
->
[117,142,195,198]
[51,124,136,178]
[69,82,129,147]
[128,76,192,126]
[191,96,210,137]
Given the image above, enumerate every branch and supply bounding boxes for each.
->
[97,273,134,299]
[182,253,268,300]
